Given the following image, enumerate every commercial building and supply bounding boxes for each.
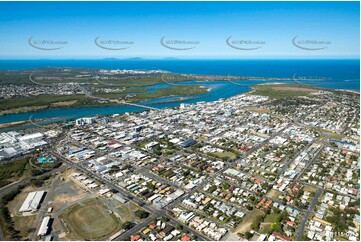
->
[75,117,96,126]
[0,132,47,161]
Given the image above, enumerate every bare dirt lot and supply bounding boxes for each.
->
[271,86,317,92]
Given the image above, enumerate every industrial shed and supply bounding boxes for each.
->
[19,191,46,213]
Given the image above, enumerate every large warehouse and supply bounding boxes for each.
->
[19,191,46,213]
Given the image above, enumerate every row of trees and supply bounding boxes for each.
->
[0,185,25,240]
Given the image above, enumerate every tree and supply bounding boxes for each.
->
[176,224,183,230]
[244,232,252,239]
[122,221,133,230]
[135,210,150,219]
[161,216,169,222]
[300,235,310,241]
[108,165,120,174]
[271,222,282,233]
[146,183,156,190]
[222,183,230,190]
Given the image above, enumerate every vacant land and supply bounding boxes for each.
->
[114,200,142,223]
[313,127,345,140]
[266,189,282,200]
[245,107,272,114]
[212,151,237,160]
[303,185,317,194]
[250,84,320,99]
[59,198,121,240]
[259,222,273,235]
[234,209,265,234]
[51,178,88,207]
[51,100,78,107]
[264,212,281,223]
[272,86,318,92]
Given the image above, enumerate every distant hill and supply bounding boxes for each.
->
[161,57,178,60]
[124,57,144,60]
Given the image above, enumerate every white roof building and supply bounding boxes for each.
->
[19,191,46,213]
[38,216,50,236]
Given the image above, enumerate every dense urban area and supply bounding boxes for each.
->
[0,69,360,242]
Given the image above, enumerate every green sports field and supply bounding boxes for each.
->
[59,198,121,240]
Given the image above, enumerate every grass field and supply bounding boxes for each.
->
[12,215,36,238]
[266,189,282,200]
[115,201,141,223]
[259,223,273,234]
[59,198,121,240]
[314,127,345,140]
[303,185,317,194]
[212,151,237,160]
[250,84,321,99]
[264,212,281,223]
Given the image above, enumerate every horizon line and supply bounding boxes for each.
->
[0,57,359,61]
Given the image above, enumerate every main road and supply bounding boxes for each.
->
[50,151,208,241]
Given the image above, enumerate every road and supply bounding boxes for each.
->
[0,166,66,199]
[51,151,209,241]
[0,165,66,240]
[296,186,324,240]
[29,174,61,240]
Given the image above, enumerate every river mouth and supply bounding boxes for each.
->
[0,75,359,132]
[0,59,359,131]
[0,79,259,131]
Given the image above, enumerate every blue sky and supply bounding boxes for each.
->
[0,1,359,59]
